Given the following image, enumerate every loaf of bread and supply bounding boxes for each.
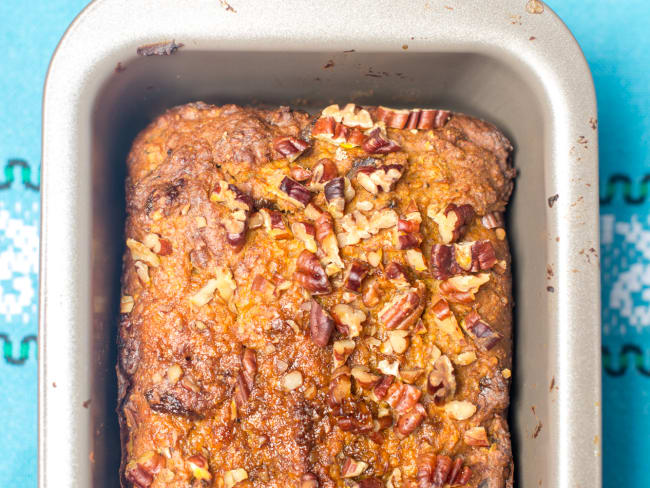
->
[117,102,515,488]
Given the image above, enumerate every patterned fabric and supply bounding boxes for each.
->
[0,1,648,486]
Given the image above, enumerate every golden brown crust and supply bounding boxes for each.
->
[118,103,515,488]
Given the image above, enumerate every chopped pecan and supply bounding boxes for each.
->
[322,103,374,129]
[362,279,381,307]
[279,176,313,207]
[290,165,312,182]
[341,457,369,478]
[333,339,355,368]
[210,181,254,248]
[400,368,425,384]
[312,116,365,147]
[362,127,401,154]
[142,233,173,256]
[259,208,292,239]
[375,106,451,130]
[396,202,423,249]
[223,468,248,488]
[294,250,331,295]
[190,278,219,306]
[126,452,165,488]
[387,330,410,354]
[309,299,335,346]
[406,249,427,271]
[127,238,160,267]
[356,478,383,488]
[344,260,370,292]
[337,208,398,247]
[431,298,464,341]
[324,177,346,217]
[396,402,426,436]
[309,208,344,272]
[235,348,257,406]
[373,375,395,400]
[464,426,490,447]
[309,158,339,190]
[291,221,318,253]
[462,310,502,351]
[273,136,310,162]
[251,274,276,299]
[301,473,319,488]
[386,383,421,414]
[427,355,456,405]
[430,241,496,279]
[417,455,472,487]
[282,370,303,390]
[355,164,404,194]
[379,282,425,330]
[417,453,437,488]
[332,304,366,338]
[214,265,237,302]
[378,359,400,377]
[120,295,134,314]
[351,366,382,389]
[328,367,352,406]
[444,400,476,421]
[429,203,475,244]
[439,273,490,303]
[385,261,410,286]
[482,211,505,229]
[187,454,211,481]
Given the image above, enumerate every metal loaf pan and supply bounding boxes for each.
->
[39,0,602,486]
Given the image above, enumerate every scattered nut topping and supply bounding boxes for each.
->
[210,181,254,248]
[308,158,338,190]
[356,200,374,212]
[273,136,310,162]
[464,426,490,447]
[279,176,314,207]
[214,265,237,302]
[322,103,374,129]
[259,208,292,239]
[496,228,506,240]
[195,216,207,228]
[455,351,477,366]
[332,304,367,338]
[361,126,401,154]
[481,211,505,230]
[125,451,165,488]
[386,468,402,488]
[444,400,477,421]
[431,298,464,341]
[309,299,336,347]
[312,116,365,148]
[351,366,382,389]
[282,370,304,391]
[328,367,352,406]
[400,368,425,384]
[462,310,502,351]
[189,278,219,306]
[396,402,427,436]
[440,273,490,303]
[324,177,347,218]
[355,164,404,195]
[187,454,211,481]
[127,238,161,267]
[223,468,248,488]
[251,274,276,299]
[290,165,312,182]
[120,295,135,313]
[301,473,319,488]
[417,453,471,488]
[333,340,355,368]
[134,261,150,284]
[344,260,370,292]
[396,202,423,250]
[430,240,497,279]
[405,249,427,271]
[167,364,183,384]
[294,250,331,295]
[427,355,456,405]
[429,203,476,244]
[367,249,382,267]
[378,359,400,377]
[337,209,398,247]
[375,106,451,130]
[291,221,318,253]
[341,457,369,478]
[307,206,344,273]
[142,233,173,255]
[362,279,381,307]
[379,282,425,330]
[235,348,257,406]
[387,330,410,354]
[385,261,410,287]
[386,383,422,414]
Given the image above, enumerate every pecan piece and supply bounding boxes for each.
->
[462,310,502,351]
[328,367,352,406]
[290,165,312,182]
[430,241,497,279]
[142,233,173,256]
[273,136,310,162]
[362,127,401,154]
[259,208,292,239]
[279,176,314,207]
[312,116,365,147]
[341,457,368,478]
[386,383,422,414]
[187,454,211,481]
[126,238,160,267]
[223,468,248,488]
[373,375,395,400]
[309,205,344,272]
[396,402,426,435]
[440,273,490,303]
[309,158,339,190]
[324,176,347,217]
[418,454,471,488]
[333,339,355,368]
[235,348,257,406]
[322,103,374,129]
[396,202,423,250]
[429,203,475,244]
[126,452,165,488]
[427,355,456,405]
[375,106,451,130]
[379,282,425,330]
[387,330,410,354]
[294,250,331,295]
[210,181,254,248]
[385,261,410,287]
[481,211,505,229]
[332,304,366,338]
[351,366,382,389]
[301,473,319,488]
[291,221,318,253]
[344,260,370,292]
[444,400,477,421]
[309,299,335,346]
[464,426,490,447]
[355,164,404,194]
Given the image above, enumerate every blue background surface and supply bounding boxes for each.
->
[1,1,649,486]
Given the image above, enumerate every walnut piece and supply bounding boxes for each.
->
[427,355,456,405]
[429,203,475,244]
[333,339,355,368]
[356,164,404,195]
[444,400,476,421]
[439,273,490,303]
[332,304,366,338]
[464,426,490,447]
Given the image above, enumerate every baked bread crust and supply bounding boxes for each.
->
[117,102,515,488]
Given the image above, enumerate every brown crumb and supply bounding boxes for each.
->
[529,36,537,41]
[343,49,356,53]
[52,382,57,388]
[323,59,335,69]
[115,62,126,73]
[83,399,92,409]
[549,376,556,391]
[445,5,454,10]
[546,265,554,279]
[589,118,598,130]
[137,40,183,57]
[547,194,559,208]
[219,0,236,12]
[546,286,554,293]
[402,44,409,50]
[533,421,543,438]
[526,0,544,14]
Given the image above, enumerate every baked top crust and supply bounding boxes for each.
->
[117,102,515,488]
